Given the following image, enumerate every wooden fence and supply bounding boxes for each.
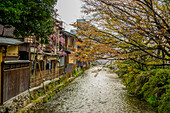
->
[30,67,65,88]
[2,61,30,103]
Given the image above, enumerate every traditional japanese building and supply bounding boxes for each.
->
[60,30,78,77]
[0,24,30,104]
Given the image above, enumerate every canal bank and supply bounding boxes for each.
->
[35,66,155,113]
[17,69,84,113]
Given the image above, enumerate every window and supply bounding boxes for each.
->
[68,38,71,46]
[59,57,65,66]
[46,60,51,70]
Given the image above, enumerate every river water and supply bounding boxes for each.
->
[36,66,155,113]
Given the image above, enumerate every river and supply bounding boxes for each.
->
[36,66,155,113]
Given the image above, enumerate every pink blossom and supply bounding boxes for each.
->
[39,50,43,54]
[51,51,53,56]
[50,34,53,38]
[49,41,53,45]
[35,40,39,43]
[59,37,65,46]
[56,27,59,29]
[58,51,62,56]
[56,22,59,25]
[53,34,57,38]
[42,47,45,50]
[63,52,67,56]
[37,45,41,50]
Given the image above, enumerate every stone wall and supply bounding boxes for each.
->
[0,77,60,113]
[0,90,30,113]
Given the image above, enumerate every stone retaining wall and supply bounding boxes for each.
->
[0,76,62,113]
[0,90,30,113]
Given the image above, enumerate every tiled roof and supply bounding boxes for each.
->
[0,37,23,45]
[0,24,15,38]
[60,30,77,38]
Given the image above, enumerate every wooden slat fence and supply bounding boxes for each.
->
[2,61,30,103]
[30,67,65,88]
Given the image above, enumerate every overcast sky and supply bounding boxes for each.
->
[56,0,84,31]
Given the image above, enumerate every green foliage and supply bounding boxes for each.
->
[147,95,157,106]
[74,69,78,75]
[134,70,155,96]
[118,67,170,111]
[141,69,170,101]
[158,88,170,113]
[30,110,34,113]
[58,86,62,91]
[0,0,58,42]
[72,70,77,76]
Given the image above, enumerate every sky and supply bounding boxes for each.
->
[56,0,84,31]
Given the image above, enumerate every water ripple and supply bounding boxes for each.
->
[36,66,155,113]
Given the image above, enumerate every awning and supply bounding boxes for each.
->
[0,37,23,45]
[60,30,77,38]
[30,52,58,56]
[47,56,57,60]
[44,52,58,56]
[4,60,30,64]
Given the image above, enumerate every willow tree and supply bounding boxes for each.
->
[72,0,170,70]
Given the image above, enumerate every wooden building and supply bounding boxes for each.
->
[0,24,30,104]
[60,30,78,76]
[28,19,65,87]
[29,40,60,87]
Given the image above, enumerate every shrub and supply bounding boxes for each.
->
[119,68,170,111]
[158,88,170,113]
[140,69,170,107]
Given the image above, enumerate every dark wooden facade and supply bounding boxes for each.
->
[1,60,30,103]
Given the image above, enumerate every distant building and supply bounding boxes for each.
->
[70,29,77,34]
[77,19,86,23]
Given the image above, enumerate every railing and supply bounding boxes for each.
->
[30,67,65,88]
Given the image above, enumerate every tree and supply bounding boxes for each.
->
[72,0,170,69]
[0,0,58,43]
[72,20,116,63]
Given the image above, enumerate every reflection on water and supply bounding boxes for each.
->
[36,66,155,113]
